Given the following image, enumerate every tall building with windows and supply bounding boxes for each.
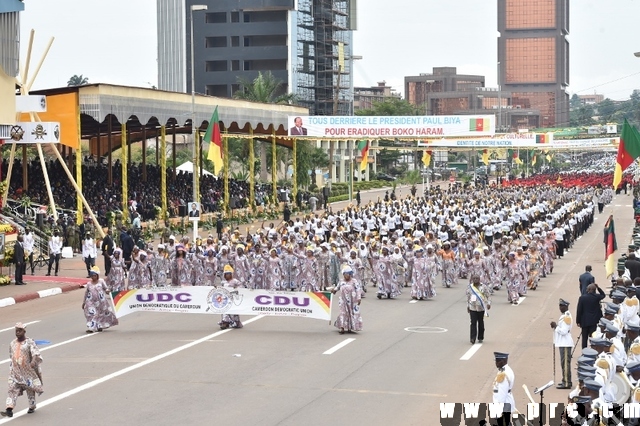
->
[497,0,569,128]
[158,0,356,116]
[0,0,24,137]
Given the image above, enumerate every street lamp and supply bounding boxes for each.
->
[190,4,207,203]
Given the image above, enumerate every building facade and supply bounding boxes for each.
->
[0,0,23,136]
[157,1,356,116]
[405,67,485,111]
[497,0,569,128]
[353,81,399,111]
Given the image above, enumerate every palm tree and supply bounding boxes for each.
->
[233,71,296,105]
[67,74,89,87]
[233,72,297,181]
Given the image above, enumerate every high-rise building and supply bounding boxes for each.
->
[497,0,569,128]
[353,81,399,112]
[405,67,485,111]
[0,0,24,136]
[158,0,356,116]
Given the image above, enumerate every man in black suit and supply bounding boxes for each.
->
[101,228,114,275]
[189,202,200,217]
[578,265,595,295]
[625,253,640,280]
[120,228,134,270]
[289,117,307,136]
[13,235,25,285]
[216,215,224,240]
[576,283,606,348]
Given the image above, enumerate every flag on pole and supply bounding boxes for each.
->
[604,215,617,278]
[422,149,432,167]
[205,106,223,173]
[357,140,369,172]
[481,149,489,166]
[511,150,523,165]
[531,154,537,166]
[613,119,640,189]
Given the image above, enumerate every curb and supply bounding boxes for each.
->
[0,280,86,308]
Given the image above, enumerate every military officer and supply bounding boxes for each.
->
[552,298,574,389]
[493,351,516,426]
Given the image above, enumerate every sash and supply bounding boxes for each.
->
[469,284,489,317]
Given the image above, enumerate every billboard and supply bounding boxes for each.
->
[288,115,496,138]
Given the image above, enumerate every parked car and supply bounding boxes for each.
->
[376,173,397,181]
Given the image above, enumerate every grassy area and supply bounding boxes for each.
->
[328,180,392,197]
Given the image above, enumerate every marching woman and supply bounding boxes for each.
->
[170,245,193,286]
[372,246,401,299]
[411,246,436,300]
[437,241,457,288]
[505,252,526,305]
[332,265,363,334]
[199,248,218,286]
[150,244,170,287]
[82,266,119,333]
[106,248,126,292]
[264,248,284,290]
[294,246,319,292]
[218,265,244,330]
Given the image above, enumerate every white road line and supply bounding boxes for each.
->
[0,333,98,365]
[0,315,267,423]
[409,300,418,304]
[323,338,356,355]
[0,320,40,333]
[460,343,483,361]
[515,297,527,306]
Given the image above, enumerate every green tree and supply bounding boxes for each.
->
[597,98,616,122]
[569,93,581,109]
[233,71,296,105]
[356,98,422,116]
[67,74,88,86]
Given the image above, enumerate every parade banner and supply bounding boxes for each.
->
[288,115,495,138]
[111,287,333,321]
[417,134,619,149]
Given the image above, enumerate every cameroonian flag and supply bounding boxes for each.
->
[481,149,489,166]
[536,133,549,144]
[545,150,552,162]
[357,140,369,172]
[604,215,617,278]
[531,154,537,166]
[469,118,488,132]
[509,149,523,165]
[422,149,432,167]
[613,119,640,189]
[205,106,223,174]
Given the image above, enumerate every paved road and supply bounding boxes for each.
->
[0,194,634,425]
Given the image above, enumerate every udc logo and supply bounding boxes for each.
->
[206,287,243,313]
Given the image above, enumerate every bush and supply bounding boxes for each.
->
[328,194,350,203]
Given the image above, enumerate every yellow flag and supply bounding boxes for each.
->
[422,150,432,167]
[482,149,489,166]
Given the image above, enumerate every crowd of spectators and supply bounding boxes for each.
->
[2,157,276,226]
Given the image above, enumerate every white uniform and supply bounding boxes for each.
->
[554,311,574,347]
[492,364,516,412]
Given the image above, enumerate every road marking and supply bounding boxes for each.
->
[460,343,483,361]
[323,338,356,355]
[615,205,621,207]
[0,333,98,365]
[515,297,526,305]
[0,315,267,423]
[626,205,633,207]
[404,326,448,333]
[0,320,40,333]
[409,300,418,304]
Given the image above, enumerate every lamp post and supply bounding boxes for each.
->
[190,4,207,203]
[497,61,502,132]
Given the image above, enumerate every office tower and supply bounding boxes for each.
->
[497,0,569,128]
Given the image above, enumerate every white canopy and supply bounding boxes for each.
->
[176,161,215,177]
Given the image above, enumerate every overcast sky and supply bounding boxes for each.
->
[20,0,640,101]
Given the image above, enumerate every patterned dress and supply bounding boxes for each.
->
[505,259,526,304]
[281,252,298,290]
[249,252,267,289]
[106,255,126,292]
[372,252,402,299]
[527,250,543,290]
[83,278,119,332]
[232,254,252,288]
[264,254,284,290]
[5,338,43,410]
[333,278,363,332]
[170,257,193,286]
[515,254,530,295]
[438,248,457,288]
[218,277,243,329]
[466,257,490,284]
[411,255,436,300]
[200,254,218,286]
[190,253,206,286]
[150,253,170,287]
[294,253,318,291]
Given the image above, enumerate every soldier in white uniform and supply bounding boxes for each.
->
[492,351,515,426]
[552,298,574,389]
[603,323,627,370]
